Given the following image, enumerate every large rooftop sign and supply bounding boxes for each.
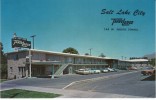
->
[12,37,31,48]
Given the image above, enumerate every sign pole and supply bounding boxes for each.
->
[29,49,32,78]
[11,34,32,79]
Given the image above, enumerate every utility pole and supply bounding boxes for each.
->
[30,35,36,49]
[121,56,123,60]
[89,48,93,56]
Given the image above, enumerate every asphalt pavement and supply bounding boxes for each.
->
[0,70,128,89]
[66,71,155,97]
[0,70,155,98]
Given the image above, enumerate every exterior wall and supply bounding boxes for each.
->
[117,61,131,69]
[7,52,28,79]
[46,54,107,65]
[130,62,149,69]
[32,52,46,61]
[45,66,51,75]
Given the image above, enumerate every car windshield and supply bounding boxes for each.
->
[79,69,85,71]
[143,67,154,70]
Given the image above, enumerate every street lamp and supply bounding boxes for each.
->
[30,35,36,49]
[89,48,93,56]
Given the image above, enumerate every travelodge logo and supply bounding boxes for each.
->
[12,37,31,48]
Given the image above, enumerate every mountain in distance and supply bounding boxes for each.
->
[144,52,156,59]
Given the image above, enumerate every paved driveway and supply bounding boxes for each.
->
[1,70,129,90]
[1,70,154,98]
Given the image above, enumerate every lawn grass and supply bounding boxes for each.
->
[0,79,7,83]
[1,89,61,98]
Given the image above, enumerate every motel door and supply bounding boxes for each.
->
[18,67,26,78]
[68,67,72,74]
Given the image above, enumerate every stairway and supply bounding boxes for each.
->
[54,64,69,76]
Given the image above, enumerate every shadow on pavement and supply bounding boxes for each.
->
[36,75,59,78]
[141,75,155,81]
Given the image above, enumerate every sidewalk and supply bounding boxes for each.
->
[15,86,142,98]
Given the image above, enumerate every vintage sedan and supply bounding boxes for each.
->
[112,68,119,72]
[141,67,155,76]
[101,68,109,73]
[107,68,115,72]
[75,69,90,75]
[89,68,101,74]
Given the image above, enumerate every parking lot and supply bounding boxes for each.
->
[1,70,128,89]
[1,70,155,98]
[66,71,155,97]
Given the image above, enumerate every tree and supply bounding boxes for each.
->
[0,42,3,51]
[62,47,79,54]
[99,53,106,57]
[0,42,7,79]
[149,58,155,67]
[85,53,89,56]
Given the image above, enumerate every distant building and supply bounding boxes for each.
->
[126,59,149,68]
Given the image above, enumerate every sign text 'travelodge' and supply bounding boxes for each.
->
[101,9,145,26]
[12,37,31,48]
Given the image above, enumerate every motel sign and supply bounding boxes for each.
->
[12,37,31,49]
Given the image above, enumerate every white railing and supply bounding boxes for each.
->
[54,64,69,76]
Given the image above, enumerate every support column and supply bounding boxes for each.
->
[25,65,28,78]
[51,64,54,79]
[29,49,32,78]
[22,67,24,77]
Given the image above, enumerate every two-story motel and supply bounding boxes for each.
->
[6,49,149,79]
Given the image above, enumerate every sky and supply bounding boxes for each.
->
[1,0,155,59]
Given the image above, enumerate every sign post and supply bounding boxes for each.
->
[11,35,32,78]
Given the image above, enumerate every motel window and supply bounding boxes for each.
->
[13,54,19,60]
[83,59,86,64]
[18,52,26,58]
[18,67,22,75]
[10,67,13,72]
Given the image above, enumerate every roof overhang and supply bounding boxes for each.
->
[124,59,149,62]
[24,61,61,65]
[24,61,108,66]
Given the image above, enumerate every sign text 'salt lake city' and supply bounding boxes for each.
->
[101,9,145,31]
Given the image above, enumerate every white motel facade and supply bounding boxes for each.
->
[6,49,149,79]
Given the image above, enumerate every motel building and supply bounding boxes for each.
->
[6,49,149,79]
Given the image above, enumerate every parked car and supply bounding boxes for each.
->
[128,67,138,70]
[75,69,90,75]
[86,68,94,74]
[101,68,109,73]
[90,68,101,74]
[112,68,119,72]
[141,67,155,76]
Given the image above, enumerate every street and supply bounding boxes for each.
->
[0,70,155,98]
